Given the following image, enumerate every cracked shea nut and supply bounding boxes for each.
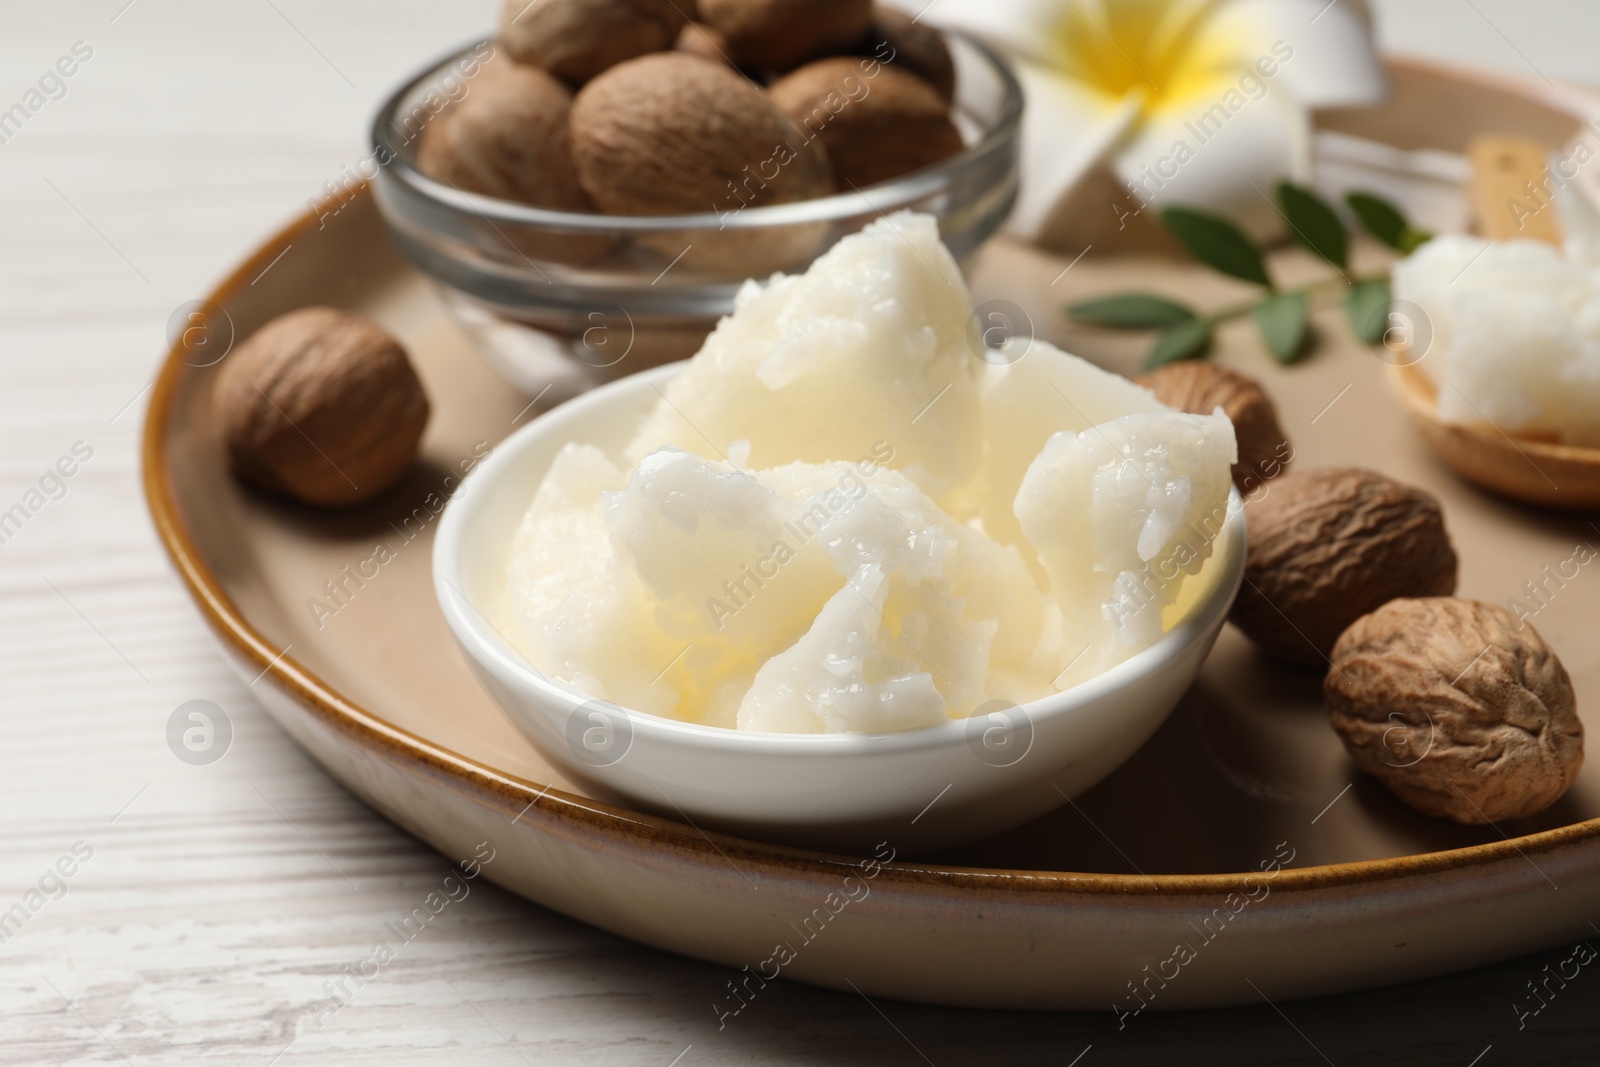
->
[1136,362,1291,492]
[498,0,686,84]
[699,0,873,71]
[1326,598,1583,823]
[216,308,429,508]
[769,58,963,188]
[1230,467,1458,664]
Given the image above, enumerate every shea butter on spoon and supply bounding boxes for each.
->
[496,213,1238,734]
[1390,137,1600,508]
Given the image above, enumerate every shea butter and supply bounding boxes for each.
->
[1393,184,1600,447]
[498,213,1237,733]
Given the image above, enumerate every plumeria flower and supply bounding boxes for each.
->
[920,0,1389,240]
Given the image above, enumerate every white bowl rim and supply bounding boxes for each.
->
[434,362,1248,757]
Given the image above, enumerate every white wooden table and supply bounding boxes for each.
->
[3,2,1599,1063]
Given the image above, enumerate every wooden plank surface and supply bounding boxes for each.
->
[3,1,1600,1063]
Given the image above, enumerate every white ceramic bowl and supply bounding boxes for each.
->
[434,364,1247,855]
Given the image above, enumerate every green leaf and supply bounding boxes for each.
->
[1347,191,1433,254]
[1068,293,1198,329]
[1143,319,1212,368]
[1278,181,1348,269]
[1161,207,1271,288]
[1345,192,1407,248]
[1398,226,1433,254]
[1344,278,1391,344]
[1251,292,1309,363]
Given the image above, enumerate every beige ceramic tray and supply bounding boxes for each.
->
[146,58,1600,1010]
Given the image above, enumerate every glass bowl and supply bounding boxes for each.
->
[369,34,1022,395]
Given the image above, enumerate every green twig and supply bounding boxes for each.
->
[1200,275,1382,327]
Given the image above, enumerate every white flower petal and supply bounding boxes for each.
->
[1187,0,1387,108]
[922,0,1388,243]
[1113,77,1312,237]
[914,0,1068,68]
[1011,61,1143,239]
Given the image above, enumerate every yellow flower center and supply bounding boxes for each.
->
[1052,0,1230,114]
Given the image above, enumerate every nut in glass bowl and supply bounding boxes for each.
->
[368,34,1021,397]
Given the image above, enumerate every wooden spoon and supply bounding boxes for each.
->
[1387,135,1600,510]
[1390,362,1600,509]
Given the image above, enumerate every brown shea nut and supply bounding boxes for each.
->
[675,22,733,66]
[859,5,955,101]
[1325,598,1583,824]
[571,53,832,274]
[416,60,611,264]
[769,58,963,188]
[499,0,686,84]
[1136,362,1292,492]
[572,53,831,215]
[699,0,873,71]
[1229,467,1458,664]
[216,308,429,508]
[417,62,593,212]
